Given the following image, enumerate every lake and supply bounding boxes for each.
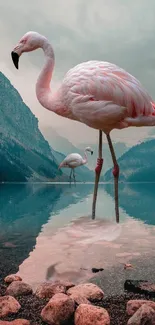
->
[1,182,155,294]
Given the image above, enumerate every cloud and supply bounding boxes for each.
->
[0,0,155,145]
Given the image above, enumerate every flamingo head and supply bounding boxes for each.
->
[11,31,46,69]
[85,147,93,155]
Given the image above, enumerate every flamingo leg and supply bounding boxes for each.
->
[69,169,73,184]
[92,130,103,219]
[73,169,76,185]
[106,134,119,223]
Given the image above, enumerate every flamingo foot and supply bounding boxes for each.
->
[95,158,104,175]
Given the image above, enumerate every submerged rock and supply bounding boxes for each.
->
[6,281,32,297]
[127,299,155,316]
[125,280,155,297]
[41,293,75,325]
[4,274,22,284]
[67,283,104,302]
[0,295,21,317]
[74,304,110,325]
[127,304,155,324]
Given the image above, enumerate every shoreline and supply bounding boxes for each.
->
[0,272,155,325]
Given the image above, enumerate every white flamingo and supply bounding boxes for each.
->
[58,146,93,183]
[11,31,155,222]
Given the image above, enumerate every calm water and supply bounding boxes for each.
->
[1,182,155,290]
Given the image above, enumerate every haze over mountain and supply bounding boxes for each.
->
[42,126,129,173]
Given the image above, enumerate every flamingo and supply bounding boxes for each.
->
[58,146,93,184]
[11,31,155,223]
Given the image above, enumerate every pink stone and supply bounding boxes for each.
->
[127,300,155,316]
[0,320,30,325]
[75,304,110,325]
[127,304,155,324]
[35,282,66,299]
[0,296,21,317]
[6,281,32,297]
[4,274,22,284]
[67,283,104,301]
[70,293,91,305]
[41,293,75,325]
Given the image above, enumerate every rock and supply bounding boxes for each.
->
[124,280,155,297]
[41,293,75,325]
[6,281,33,297]
[92,268,104,273]
[70,294,91,305]
[127,300,155,316]
[124,264,133,270]
[0,320,30,325]
[127,304,155,324]
[74,304,110,325]
[35,282,66,299]
[67,283,104,302]
[54,280,75,290]
[0,296,21,317]
[4,274,22,284]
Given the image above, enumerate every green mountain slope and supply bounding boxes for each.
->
[104,139,155,182]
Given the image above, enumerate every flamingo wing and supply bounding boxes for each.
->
[62,61,154,131]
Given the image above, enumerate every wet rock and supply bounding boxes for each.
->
[6,281,32,297]
[70,293,91,305]
[67,283,104,302]
[92,268,104,273]
[0,320,30,325]
[127,299,155,316]
[127,304,155,324]
[0,296,21,317]
[4,274,22,284]
[74,304,110,325]
[124,280,155,297]
[41,293,75,325]
[35,282,66,299]
[54,280,75,290]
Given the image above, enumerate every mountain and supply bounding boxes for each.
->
[0,72,94,182]
[104,139,155,182]
[0,72,64,182]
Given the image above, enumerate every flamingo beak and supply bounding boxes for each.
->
[91,151,93,155]
[11,52,19,69]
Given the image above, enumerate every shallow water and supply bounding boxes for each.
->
[0,182,155,289]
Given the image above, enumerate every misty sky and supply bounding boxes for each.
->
[1,0,155,145]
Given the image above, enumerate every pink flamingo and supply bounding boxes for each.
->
[11,31,155,223]
[58,146,93,184]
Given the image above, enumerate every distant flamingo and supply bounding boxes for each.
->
[58,146,93,183]
[11,31,155,223]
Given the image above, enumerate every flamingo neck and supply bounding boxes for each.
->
[83,150,88,164]
[36,38,61,113]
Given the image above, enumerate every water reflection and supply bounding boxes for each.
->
[0,183,92,278]
[104,182,155,225]
[0,183,155,287]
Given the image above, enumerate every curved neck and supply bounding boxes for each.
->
[36,38,60,113]
[83,150,88,164]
